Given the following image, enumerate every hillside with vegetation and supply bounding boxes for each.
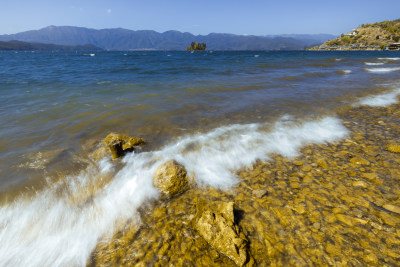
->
[312,19,400,50]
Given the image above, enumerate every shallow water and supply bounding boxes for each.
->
[1,50,400,266]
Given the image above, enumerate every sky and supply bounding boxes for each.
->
[1,0,399,36]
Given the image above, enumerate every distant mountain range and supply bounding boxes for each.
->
[0,40,102,51]
[0,26,336,51]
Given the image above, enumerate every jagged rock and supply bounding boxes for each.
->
[104,133,145,159]
[153,159,189,197]
[193,199,252,266]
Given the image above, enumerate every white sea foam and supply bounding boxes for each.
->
[0,116,348,266]
[378,57,400,61]
[357,89,400,107]
[365,67,400,73]
[96,81,112,85]
[364,62,384,66]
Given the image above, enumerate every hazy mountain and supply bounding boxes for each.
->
[267,34,337,43]
[0,26,333,50]
[0,40,102,51]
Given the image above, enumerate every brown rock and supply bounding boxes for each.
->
[316,159,328,169]
[350,156,370,166]
[193,200,252,266]
[382,204,400,214]
[104,132,145,159]
[386,143,400,153]
[153,159,189,197]
[252,189,268,198]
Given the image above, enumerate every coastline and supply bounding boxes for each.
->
[93,98,400,266]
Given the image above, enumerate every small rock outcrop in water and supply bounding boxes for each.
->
[153,159,189,197]
[192,199,253,266]
[104,133,145,159]
[186,42,206,51]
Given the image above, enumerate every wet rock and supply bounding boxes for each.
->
[301,165,312,172]
[377,211,400,227]
[386,143,400,153]
[350,156,370,166]
[153,159,189,197]
[335,214,367,227]
[193,199,252,266]
[252,189,268,198]
[382,204,400,214]
[361,172,381,184]
[104,132,145,159]
[316,159,328,168]
[293,160,304,166]
[352,181,367,187]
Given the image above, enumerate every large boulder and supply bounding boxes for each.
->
[104,133,145,159]
[193,200,253,266]
[153,159,189,197]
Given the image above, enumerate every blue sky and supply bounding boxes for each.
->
[1,0,399,36]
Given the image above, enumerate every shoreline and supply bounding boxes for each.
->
[93,99,400,266]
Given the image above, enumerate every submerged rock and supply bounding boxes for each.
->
[104,132,145,159]
[192,199,252,266]
[153,159,189,197]
[386,143,400,153]
[349,156,370,165]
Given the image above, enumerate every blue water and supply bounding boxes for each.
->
[1,50,400,267]
[1,50,400,190]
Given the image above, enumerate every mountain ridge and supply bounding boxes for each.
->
[0,26,335,51]
[0,40,102,51]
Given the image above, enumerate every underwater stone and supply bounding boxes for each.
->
[386,143,400,153]
[153,159,189,197]
[350,156,370,165]
[193,199,252,266]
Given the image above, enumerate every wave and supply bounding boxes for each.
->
[364,62,384,66]
[336,70,352,75]
[364,67,400,73]
[357,88,400,107]
[378,57,400,61]
[0,116,348,266]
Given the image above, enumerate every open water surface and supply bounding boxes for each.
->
[0,50,400,266]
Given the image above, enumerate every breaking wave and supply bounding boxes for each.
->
[0,116,348,267]
[357,88,400,107]
[364,67,400,73]
[364,62,384,66]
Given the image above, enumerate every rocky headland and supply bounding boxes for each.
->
[310,19,400,51]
